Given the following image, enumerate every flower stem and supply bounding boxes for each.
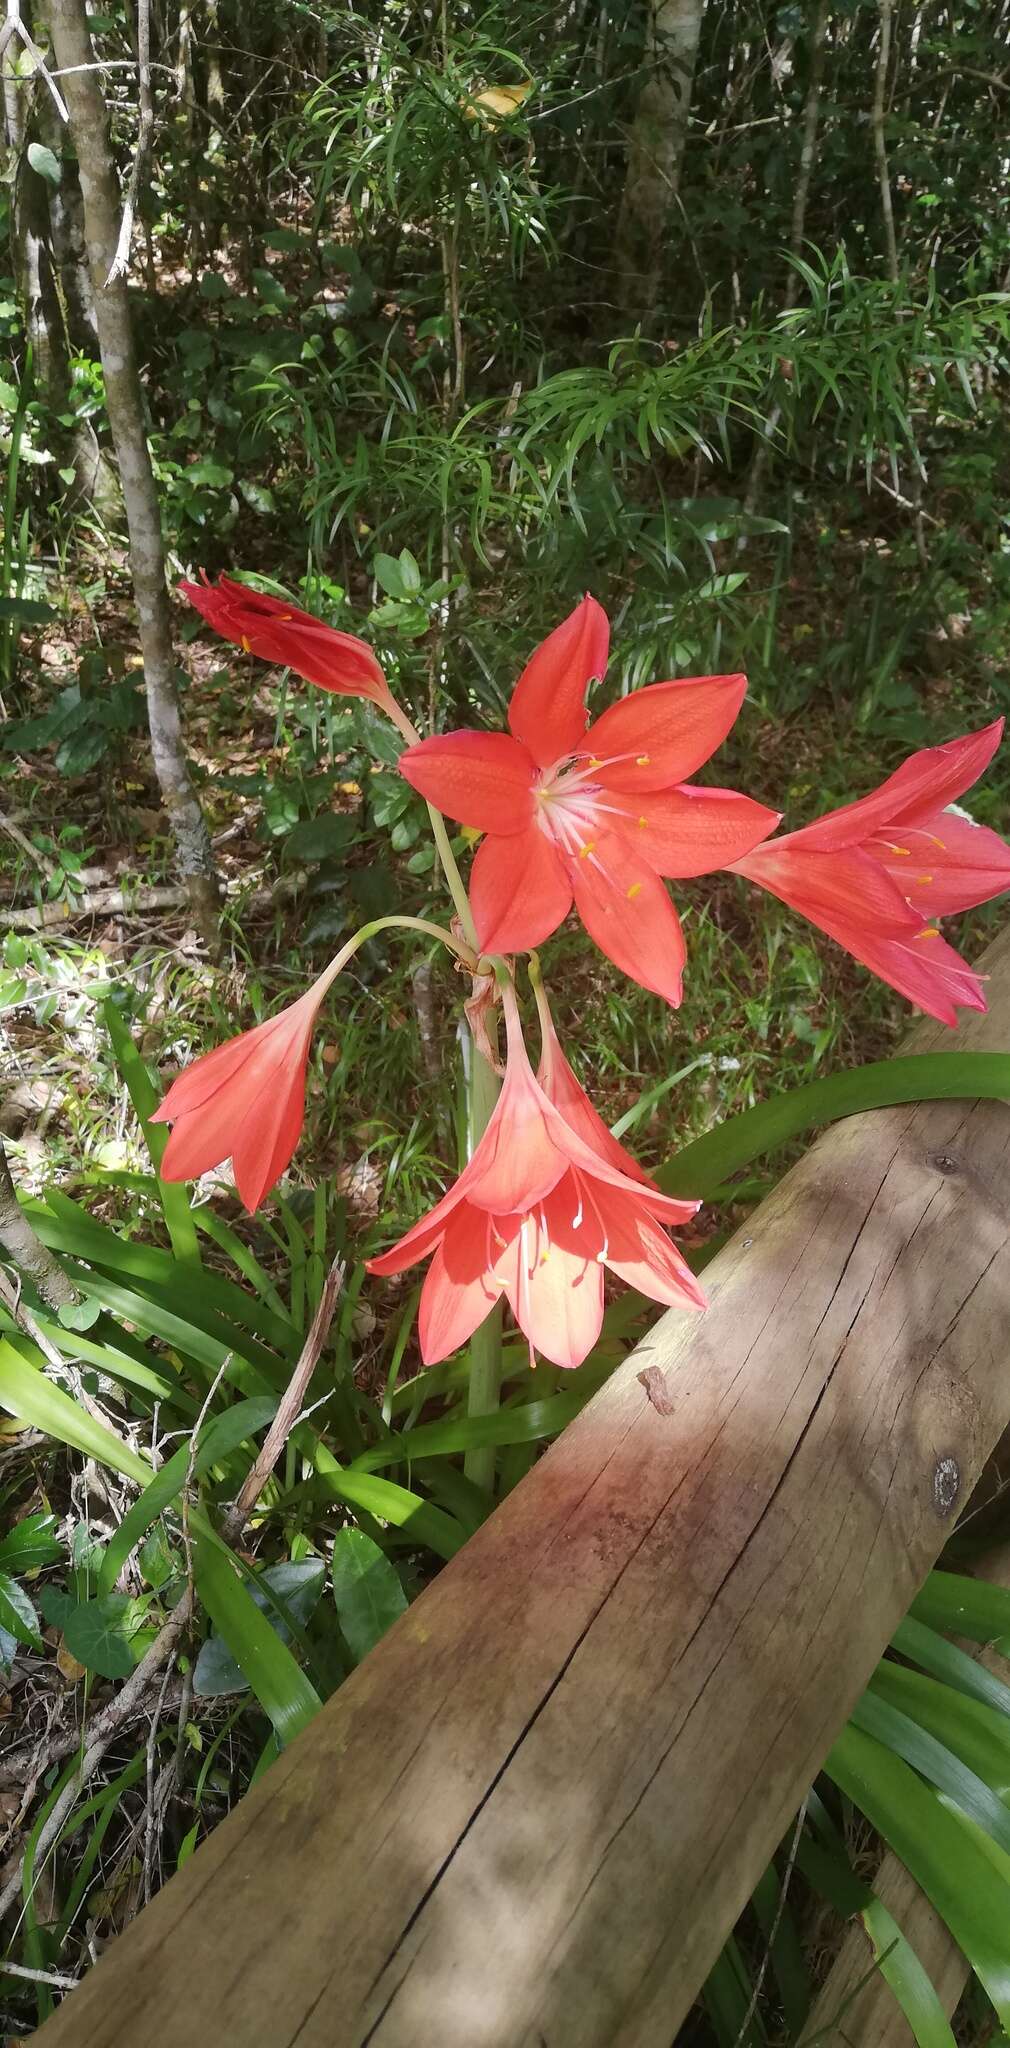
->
[318,914,475,998]
[462,1014,503,1493]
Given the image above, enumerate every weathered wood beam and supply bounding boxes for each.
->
[37,930,1010,2048]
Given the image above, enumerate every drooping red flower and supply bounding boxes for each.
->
[397,596,779,1004]
[180,573,398,718]
[152,959,341,1210]
[367,982,705,1369]
[731,722,1010,1025]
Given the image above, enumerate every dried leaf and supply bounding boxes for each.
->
[637,1365,674,1416]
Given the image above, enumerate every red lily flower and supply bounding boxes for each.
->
[152,959,341,1210]
[731,721,1010,1025]
[180,573,398,718]
[397,596,779,1004]
[367,983,705,1370]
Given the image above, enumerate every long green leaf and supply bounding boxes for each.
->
[911,1569,1010,1647]
[191,1527,321,1746]
[852,1687,1010,1853]
[104,1001,201,1269]
[657,1052,1010,1198]
[796,1833,956,2048]
[871,1660,1010,1801]
[826,1720,1010,2026]
[0,1341,149,1484]
[349,1392,585,1471]
[98,1397,277,1594]
[891,1615,1010,1726]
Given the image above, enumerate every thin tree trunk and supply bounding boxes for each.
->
[2,7,119,516]
[47,0,220,938]
[615,0,704,314]
[873,0,899,283]
[739,0,829,529]
[0,1136,78,1310]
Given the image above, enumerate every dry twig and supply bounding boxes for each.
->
[222,1259,344,1546]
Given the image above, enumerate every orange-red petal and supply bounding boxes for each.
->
[507,595,609,770]
[586,673,747,792]
[608,785,780,878]
[568,830,687,1005]
[397,730,535,834]
[470,825,573,952]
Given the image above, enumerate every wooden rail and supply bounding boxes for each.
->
[37,930,1010,2048]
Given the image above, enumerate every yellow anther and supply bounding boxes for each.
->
[277,613,293,623]
[540,1250,550,1265]
[627,882,643,900]
[588,756,602,768]
[915,873,934,885]
[635,753,651,766]
[578,841,595,859]
[240,635,252,653]
[927,834,947,850]
[887,844,911,857]
[915,926,940,941]
[637,815,648,828]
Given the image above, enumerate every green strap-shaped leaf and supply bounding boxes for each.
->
[103,1000,201,1269]
[851,1688,1010,1854]
[796,1833,958,2047]
[191,1527,321,1747]
[0,1339,150,1484]
[348,1392,587,1472]
[98,1396,278,1594]
[911,1568,1010,1647]
[657,1052,1010,1198]
[870,1659,1010,1801]
[825,1720,1010,2028]
[892,1614,1010,1725]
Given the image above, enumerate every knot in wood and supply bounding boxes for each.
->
[933,1455,960,1518]
[927,1150,961,1178]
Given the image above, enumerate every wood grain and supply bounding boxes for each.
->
[37,932,1010,2048]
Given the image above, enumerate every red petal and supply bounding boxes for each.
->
[470,826,572,952]
[595,1191,708,1312]
[568,830,687,1005]
[498,1207,605,1369]
[586,674,747,792]
[180,576,389,704]
[830,924,987,1027]
[398,730,535,834]
[879,809,1010,918]
[507,596,609,770]
[734,842,920,938]
[535,1003,698,1218]
[786,722,1004,851]
[417,1207,508,1363]
[607,785,780,877]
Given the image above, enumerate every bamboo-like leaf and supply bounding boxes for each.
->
[796,1833,958,2047]
[657,1052,1010,1198]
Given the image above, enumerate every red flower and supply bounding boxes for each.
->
[152,961,340,1210]
[397,596,779,1004]
[180,573,398,717]
[367,983,704,1370]
[731,722,1010,1025]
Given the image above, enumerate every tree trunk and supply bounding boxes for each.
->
[1,4,118,513]
[46,0,221,938]
[615,0,704,315]
[0,1136,78,1311]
